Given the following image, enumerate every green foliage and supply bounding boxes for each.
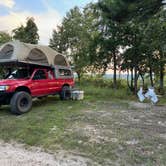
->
[98,0,166,93]
[49,1,165,93]
[0,32,11,46]
[49,26,67,53]
[61,6,91,76]
[140,10,166,92]
[50,7,90,79]
[13,17,39,44]
[98,0,164,23]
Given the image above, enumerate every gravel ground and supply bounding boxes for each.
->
[0,141,92,166]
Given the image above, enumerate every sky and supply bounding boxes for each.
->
[0,0,97,44]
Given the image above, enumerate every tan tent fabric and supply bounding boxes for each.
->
[0,41,69,66]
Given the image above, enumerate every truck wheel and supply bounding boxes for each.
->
[10,92,32,114]
[60,86,71,100]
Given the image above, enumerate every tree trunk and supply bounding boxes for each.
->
[113,51,117,89]
[102,65,107,76]
[139,72,145,88]
[77,72,81,83]
[159,51,165,94]
[159,64,164,94]
[149,66,154,87]
[148,54,154,87]
[134,66,138,94]
[127,69,134,92]
[131,68,134,91]
[127,70,130,89]
[118,69,121,79]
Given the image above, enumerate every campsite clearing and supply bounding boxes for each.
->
[0,96,165,166]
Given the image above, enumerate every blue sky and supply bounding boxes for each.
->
[0,0,97,44]
[0,0,95,15]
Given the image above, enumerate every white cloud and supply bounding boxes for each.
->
[35,10,62,44]
[0,10,62,44]
[0,0,15,8]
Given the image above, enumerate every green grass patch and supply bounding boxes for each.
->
[0,83,165,165]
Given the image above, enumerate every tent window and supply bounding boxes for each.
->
[0,44,14,59]
[54,54,68,66]
[27,48,48,65]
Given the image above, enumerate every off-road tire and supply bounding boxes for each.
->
[60,86,71,100]
[10,91,32,114]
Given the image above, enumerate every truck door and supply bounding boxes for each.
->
[31,69,48,96]
[46,70,60,94]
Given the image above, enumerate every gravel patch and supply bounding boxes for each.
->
[0,141,92,166]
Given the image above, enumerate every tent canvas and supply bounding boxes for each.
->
[0,41,69,67]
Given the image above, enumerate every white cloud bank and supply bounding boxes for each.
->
[0,0,15,8]
[0,8,62,44]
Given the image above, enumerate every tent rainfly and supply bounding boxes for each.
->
[0,41,69,67]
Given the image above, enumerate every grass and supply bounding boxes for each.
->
[0,83,165,165]
[0,98,84,145]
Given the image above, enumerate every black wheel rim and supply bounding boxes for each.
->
[65,90,71,98]
[19,97,29,109]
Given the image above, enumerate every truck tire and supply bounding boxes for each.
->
[10,92,32,114]
[60,86,71,100]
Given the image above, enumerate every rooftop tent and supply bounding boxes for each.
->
[0,41,69,67]
[26,48,49,65]
[54,54,69,66]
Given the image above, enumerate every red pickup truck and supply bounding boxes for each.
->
[0,65,74,114]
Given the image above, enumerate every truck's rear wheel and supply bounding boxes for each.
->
[60,86,71,100]
[10,92,32,114]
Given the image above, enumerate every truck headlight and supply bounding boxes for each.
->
[0,86,10,91]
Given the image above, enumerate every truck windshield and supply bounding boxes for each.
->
[7,69,30,79]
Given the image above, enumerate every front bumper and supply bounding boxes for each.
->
[0,91,14,105]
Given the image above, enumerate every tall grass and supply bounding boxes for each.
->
[75,75,166,104]
[75,76,134,100]
[78,75,127,89]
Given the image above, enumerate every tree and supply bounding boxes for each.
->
[50,1,165,93]
[98,0,164,23]
[144,10,166,93]
[13,17,39,44]
[98,0,165,93]
[63,7,91,81]
[50,6,96,81]
[81,3,109,74]
[0,32,11,46]
[97,1,126,89]
[121,22,148,93]
[49,26,67,53]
